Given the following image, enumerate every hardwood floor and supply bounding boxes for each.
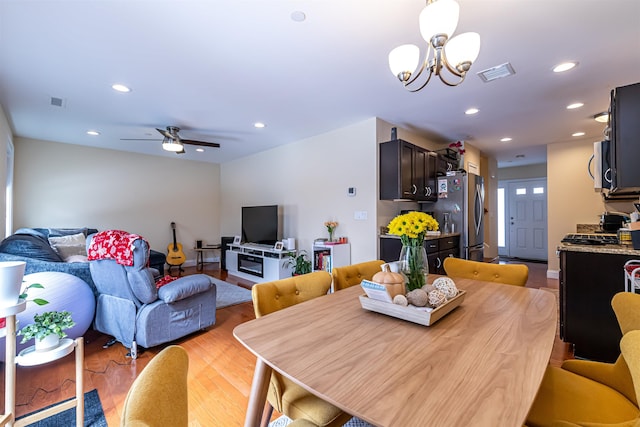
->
[1,260,571,426]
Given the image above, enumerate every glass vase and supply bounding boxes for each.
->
[328,230,333,242]
[399,244,428,292]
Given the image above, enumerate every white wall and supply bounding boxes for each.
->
[0,106,10,238]
[499,163,547,180]
[221,118,379,264]
[13,138,220,261]
[546,139,634,274]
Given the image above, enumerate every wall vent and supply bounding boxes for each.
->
[477,62,516,83]
[50,97,64,107]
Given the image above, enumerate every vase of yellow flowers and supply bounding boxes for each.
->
[324,221,338,242]
[387,211,439,291]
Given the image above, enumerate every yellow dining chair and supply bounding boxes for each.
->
[252,271,352,427]
[331,260,385,292]
[442,257,529,286]
[525,292,640,427]
[121,345,189,426]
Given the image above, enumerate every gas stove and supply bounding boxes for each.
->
[561,233,619,245]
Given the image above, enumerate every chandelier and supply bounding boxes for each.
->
[388,0,481,91]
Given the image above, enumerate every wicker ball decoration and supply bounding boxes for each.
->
[406,289,429,307]
[428,289,447,307]
[432,277,458,299]
[393,294,409,306]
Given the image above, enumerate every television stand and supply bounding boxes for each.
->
[226,243,294,282]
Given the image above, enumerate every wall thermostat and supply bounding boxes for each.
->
[348,187,356,196]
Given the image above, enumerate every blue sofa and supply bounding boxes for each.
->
[0,227,99,295]
[0,228,167,297]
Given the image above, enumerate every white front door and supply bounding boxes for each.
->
[507,179,548,261]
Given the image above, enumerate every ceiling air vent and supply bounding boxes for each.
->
[50,96,64,107]
[477,62,516,83]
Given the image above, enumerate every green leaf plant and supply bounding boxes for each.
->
[18,310,75,343]
[19,282,48,306]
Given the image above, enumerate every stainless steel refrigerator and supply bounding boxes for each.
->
[429,171,485,261]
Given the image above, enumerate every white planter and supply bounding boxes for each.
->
[35,334,60,352]
[0,261,26,307]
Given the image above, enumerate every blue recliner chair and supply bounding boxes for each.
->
[87,233,216,358]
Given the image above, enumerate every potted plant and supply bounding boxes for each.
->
[286,250,312,276]
[19,310,75,352]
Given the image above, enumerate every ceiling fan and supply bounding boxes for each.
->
[122,126,221,154]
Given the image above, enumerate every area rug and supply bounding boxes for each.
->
[211,277,253,308]
[269,415,374,427]
[16,388,107,427]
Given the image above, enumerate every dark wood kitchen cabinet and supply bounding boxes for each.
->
[379,139,437,201]
[559,248,633,362]
[379,235,459,275]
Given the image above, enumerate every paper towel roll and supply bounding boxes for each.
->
[285,238,296,250]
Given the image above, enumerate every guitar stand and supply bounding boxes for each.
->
[167,263,184,275]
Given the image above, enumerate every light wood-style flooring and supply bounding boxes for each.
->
[1,259,571,426]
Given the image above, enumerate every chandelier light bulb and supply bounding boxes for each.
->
[389,44,420,80]
[444,32,481,70]
[419,0,459,42]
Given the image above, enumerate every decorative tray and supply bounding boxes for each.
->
[359,290,466,326]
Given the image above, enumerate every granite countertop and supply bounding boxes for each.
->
[380,232,461,241]
[558,242,640,256]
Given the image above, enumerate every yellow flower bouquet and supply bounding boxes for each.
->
[387,212,439,291]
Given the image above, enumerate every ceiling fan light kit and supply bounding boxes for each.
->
[389,0,481,91]
[162,139,184,152]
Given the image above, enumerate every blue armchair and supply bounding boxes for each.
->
[88,234,216,358]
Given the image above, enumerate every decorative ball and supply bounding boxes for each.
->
[432,277,458,299]
[428,289,447,308]
[406,289,429,307]
[0,272,96,361]
[393,294,408,306]
[422,284,436,293]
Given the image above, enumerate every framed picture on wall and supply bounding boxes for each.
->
[274,241,284,251]
[233,235,241,245]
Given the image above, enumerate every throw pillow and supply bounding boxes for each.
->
[49,232,87,260]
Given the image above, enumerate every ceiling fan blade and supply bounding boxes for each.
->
[181,139,221,148]
[156,127,174,140]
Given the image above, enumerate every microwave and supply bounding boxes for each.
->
[591,140,611,190]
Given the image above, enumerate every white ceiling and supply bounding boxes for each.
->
[0,0,638,168]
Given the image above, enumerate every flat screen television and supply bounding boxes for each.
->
[241,205,279,245]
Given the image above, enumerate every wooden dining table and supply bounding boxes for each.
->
[233,276,557,427]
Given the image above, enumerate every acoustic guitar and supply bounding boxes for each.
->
[167,222,186,266]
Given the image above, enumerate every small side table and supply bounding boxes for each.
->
[194,245,221,271]
[0,301,84,427]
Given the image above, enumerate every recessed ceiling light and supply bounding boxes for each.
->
[291,11,306,22]
[465,108,479,115]
[86,130,100,136]
[254,122,266,128]
[594,112,609,123]
[572,131,586,137]
[553,61,578,73]
[111,83,131,93]
[566,102,584,109]
[500,137,512,142]
[196,148,205,153]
